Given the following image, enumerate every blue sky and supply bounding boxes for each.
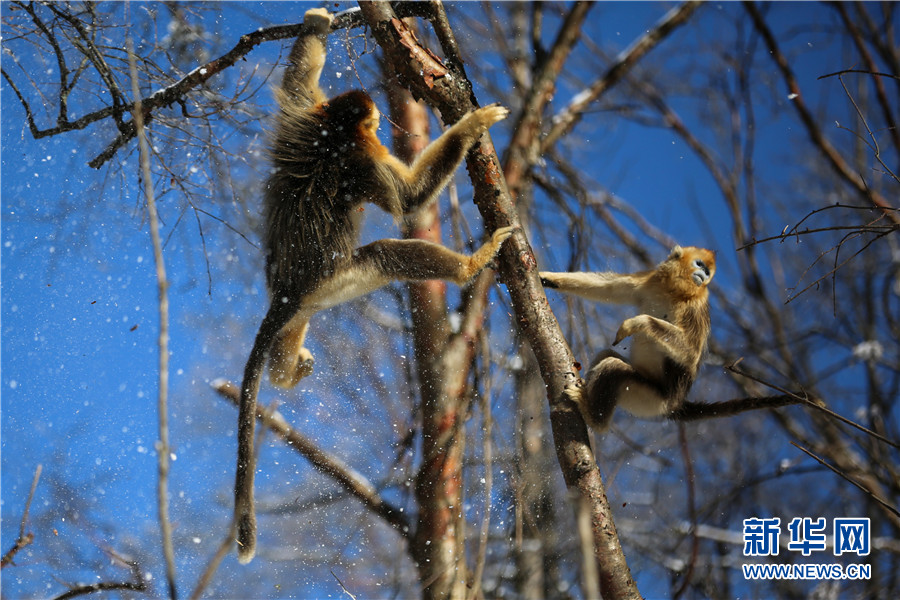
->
[2,2,896,598]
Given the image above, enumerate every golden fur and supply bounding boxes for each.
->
[541,246,715,431]
[234,8,512,563]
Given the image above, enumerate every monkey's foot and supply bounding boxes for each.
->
[491,225,516,247]
[563,379,584,405]
[269,348,315,388]
[467,103,510,134]
[304,8,334,32]
[294,348,315,382]
[463,226,516,280]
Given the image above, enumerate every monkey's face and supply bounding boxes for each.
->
[686,248,715,287]
[689,257,712,286]
[669,246,716,288]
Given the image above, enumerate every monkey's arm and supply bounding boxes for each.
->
[280,9,333,108]
[540,271,642,305]
[380,105,509,215]
[614,314,696,364]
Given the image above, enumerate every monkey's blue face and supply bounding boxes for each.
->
[690,258,712,286]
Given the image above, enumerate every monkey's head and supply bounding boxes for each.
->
[666,246,716,295]
[320,90,384,154]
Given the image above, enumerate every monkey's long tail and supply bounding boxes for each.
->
[234,300,297,564]
[670,395,804,421]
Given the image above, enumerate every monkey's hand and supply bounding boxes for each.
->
[303,8,334,34]
[491,225,516,247]
[563,378,584,405]
[538,273,559,289]
[613,317,641,346]
[464,103,510,136]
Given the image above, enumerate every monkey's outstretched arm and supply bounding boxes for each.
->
[280,8,332,108]
[380,105,509,214]
[540,271,643,305]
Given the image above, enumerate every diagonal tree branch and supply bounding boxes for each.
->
[743,1,900,226]
[127,38,177,600]
[503,1,594,199]
[212,381,411,535]
[4,5,432,169]
[541,1,702,151]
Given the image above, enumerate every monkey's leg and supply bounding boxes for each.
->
[268,318,315,388]
[349,227,514,286]
[579,350,666,431]
[234,297,300,564]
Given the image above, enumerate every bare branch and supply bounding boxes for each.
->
[51,556,147,600]
[127,37,177,600]
[791,442,900,520]
[672,426,697,600]
[541,1,701,150]
[330,570,358,600]
[468,332,495,600]
[4,5,433,169]
[51,581,147,600]
[830,2,900,155]
[504,1,594,197]
[726,363,900,449]
[743,1,900,226]
[358,3,642,598]
[1,464,41,569]
[212,380,411,535]
[188,523,236,600]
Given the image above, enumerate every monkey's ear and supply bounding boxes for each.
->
[668,245,684,259]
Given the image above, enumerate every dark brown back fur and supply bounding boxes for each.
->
[265,90,386,299]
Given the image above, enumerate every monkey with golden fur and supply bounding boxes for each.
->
[540,246,715,432]
[235,8,513,563]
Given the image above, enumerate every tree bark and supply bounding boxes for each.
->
[359,3,641,598]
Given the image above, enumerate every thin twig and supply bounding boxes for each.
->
[127,37,177,600]
[790,442,900,519]
[742,1,900,226]
[1,464,42,569]
[826,3,900,154]
[4,4,432,168]
[818,68,900,81]
[541,0,701,150]
[468,333,494,600]
[51,581,147,600]
[672,426,697,600]
[330,570,358,600]
[726,363,900,449]
[783,228,893,306]
[188,523,237,600]
[360,3,644,596]
[20,464,41,540]
[738,224,895,250]
[831,73,899,183]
